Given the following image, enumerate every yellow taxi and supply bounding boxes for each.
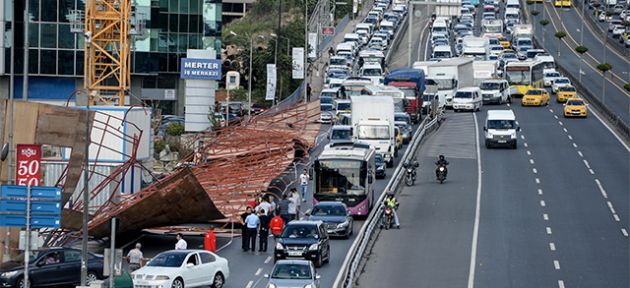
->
[522,88,550,106]
[556,85,577,102]
[554,0,571,7]
[498,36,511,49]
[564,97,588,117]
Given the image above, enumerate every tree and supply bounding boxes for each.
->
[554,31,567,56]
[540,19,549,26]
[165,122,185,137]
[624,83,630,92]
[575,46,588,54]
[531,10,540,16]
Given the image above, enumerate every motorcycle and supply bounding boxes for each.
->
[381,207,394,230]
[436,165,447,184]
[403,161,420,186]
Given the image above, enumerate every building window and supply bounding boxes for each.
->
[58,24,74,49]
[41,23,57,48]
[41,0,58,22]
[58,50,74,75]
[40,49,57,74]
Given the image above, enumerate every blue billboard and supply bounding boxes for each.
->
[180,58,222,80]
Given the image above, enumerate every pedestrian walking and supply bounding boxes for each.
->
[299,169,310,202]
[258,209,271,252]
[204,228,216,252]
[244,210,260,252]
[278,193,291,223]
[288,188,299,220]
[175,233,187,250]
[126,243,143,271]
[306,84,312,102]
[328,47,334,58]
[240,206,253,251]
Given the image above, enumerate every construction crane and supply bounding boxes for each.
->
[82,0,132,106]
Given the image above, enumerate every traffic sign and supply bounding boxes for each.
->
[0,200,61,215]
[322,27,335,36]
[16,145,42,187]
[0,214,61,228]
[0,185,62,201]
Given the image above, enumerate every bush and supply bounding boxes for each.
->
[540,19,550,26]
[165,123,185,137]
[531,10,540,16]
[624,83,630,92]
[154,140,167,154]
[596,63,612,72]
[527,0,535,4]
[575,46,589,54]
[554,31,567,39]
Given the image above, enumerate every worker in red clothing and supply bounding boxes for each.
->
[204,228,216,252]
[269,214,284,238]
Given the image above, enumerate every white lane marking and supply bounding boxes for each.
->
[568,135,573,140]
[583,160,591,169]
[549,109,554,113]
[595,179,608,198]
[264,256,272,264]
[245,281,254,288]
[549,242,556,251]
[562,127,567,132]
[255,268,263,276]
[622,229,629,237]
[614,214,620,222]
[507,103,511,107]
[466,113,483,288]
[554,115,559,119]
[558,280,566,288]
[535,178,540,184]
[524,142,529,147]
[607,201,616,214]
[540,200,546,207]
[515,120,519,125]
[572,143,578,148]
[589,104,630,152]
[546,227,553,234]
[521,135,525,140]
[533,168,538,174]
[558,121,564,126]
[554,260,561,270]
[527,150,532,155]
[538,189,544,195]
[577,150,583,157]
[544,213,549,220]
[529,159,535,164]
[589,168,595,174]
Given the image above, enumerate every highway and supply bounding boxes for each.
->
[525,2,630,123]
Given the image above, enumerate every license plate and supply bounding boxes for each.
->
[288,251,302,256]
[498,140,507,143]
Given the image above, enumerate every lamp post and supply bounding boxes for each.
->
[304,0,308,104]
[270,33,291,106]
[228,31,264,118]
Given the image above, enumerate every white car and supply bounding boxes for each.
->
[551,77,571,94]
[132,250,229,288]
[611,25,625,38]
[543,71,561,87]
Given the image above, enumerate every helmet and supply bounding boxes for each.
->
[439,155,445,160]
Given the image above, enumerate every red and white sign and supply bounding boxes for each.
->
[322,27,335,36]
[16,144,42,187]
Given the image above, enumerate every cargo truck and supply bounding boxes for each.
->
[462,36,490,60]
[426,57,474,109]
[473,60,499,86]
[351,96,396,167]
[384,68,426,123]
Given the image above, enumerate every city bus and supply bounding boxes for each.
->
[313,142,376,216]
[505,60,545,97]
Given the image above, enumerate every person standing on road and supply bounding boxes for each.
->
[175,233,187,250]
[299,169,310,203]
[256,195,272,215]
[288,188,299,220]
[126,243,143,271]
[279,193,291,223]
[258,209,271,252]
[240,206,253,251]
[244,210,260,252]
[306,84,312,102]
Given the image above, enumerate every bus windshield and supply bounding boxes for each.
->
[357,125,390,139]
[316,160,365,195]
[506,69,531,85]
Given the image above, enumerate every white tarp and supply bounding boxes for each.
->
[308,33,318,59]
[292,47,305,79]
[435,0,461,17]
[266,64,277,101]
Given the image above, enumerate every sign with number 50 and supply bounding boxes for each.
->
[16,144,42,187]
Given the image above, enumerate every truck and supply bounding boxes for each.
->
[426,57,474,109]
[481,19,503,39]
[383,68,426,123]
[462,36,490,60]
[513,24,533,39]
[351,96,396,168]
[473,60,498,86]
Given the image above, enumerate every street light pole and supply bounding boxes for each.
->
[407,1,413,66]
[81,1,92,285]
[248,35,253,117]
[304,0,308,104]
[5,0,16,262]
[579,0,585,82]
[23,0,29,101]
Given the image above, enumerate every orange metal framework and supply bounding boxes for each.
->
[84,0,131,106]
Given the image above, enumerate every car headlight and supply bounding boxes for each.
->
[511,133,517,139]
[155,275,170,280]
[337,220,350,228]
[304,285,315,288]
[275,242,284,250]
[268,284,277,288]
[486,132,493,138]
[1,271,19,278]
[309,243,319,250]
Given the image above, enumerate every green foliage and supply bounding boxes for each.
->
[526,0,535,4]
[165,123,184,137]
[575,46,588,54]
[540,19,549,26]
[554,31,567,39]
[531,10,540,16]
[154,140,166,154]
[624,83,630,92]
[596,63,612,72]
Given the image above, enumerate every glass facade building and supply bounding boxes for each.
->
[0,0,221,107]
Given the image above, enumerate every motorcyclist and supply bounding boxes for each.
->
[328,47,335,57]
[435,155,449,178]
[384,193,400,228]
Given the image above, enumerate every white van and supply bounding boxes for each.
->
[431,45,453,60]
[336,43,355,56]
[506,0,520,10]
[380,20,396,37]
[356,23,374,35]
[480,79,510,104]
[484,110,520,149]
[452,87,482,112]
[431,19,449,36]
[344,33,361,47]
[359,62,384,85]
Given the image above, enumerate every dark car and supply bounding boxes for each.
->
[307,202,353,238]
[0,247,104,288]
[375,153,386,179]
[274,220,330,267]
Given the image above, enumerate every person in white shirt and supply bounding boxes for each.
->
[126,243,144,271]
[175,233,187,250]
[255,196,273,215]
[244,212,260,252]
[299,169,310,202]
[288,188,299,220]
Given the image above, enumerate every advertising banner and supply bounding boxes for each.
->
[180,58,222,80]
[292,47,305,79]
[266,64,277,101]
[308,33,318,59]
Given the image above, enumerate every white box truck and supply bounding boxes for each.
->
[462,36,490,60]
[351,96,396,167]
[513,24,533,39]
[426,57,474,109]
[473,60,498,86]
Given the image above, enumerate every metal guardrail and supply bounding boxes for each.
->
[333,115,441,288]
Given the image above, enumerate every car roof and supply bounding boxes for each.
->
[486,109,516,120]
[286,220,323,226]
[274,259,313,266]
[314,201,348,208]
